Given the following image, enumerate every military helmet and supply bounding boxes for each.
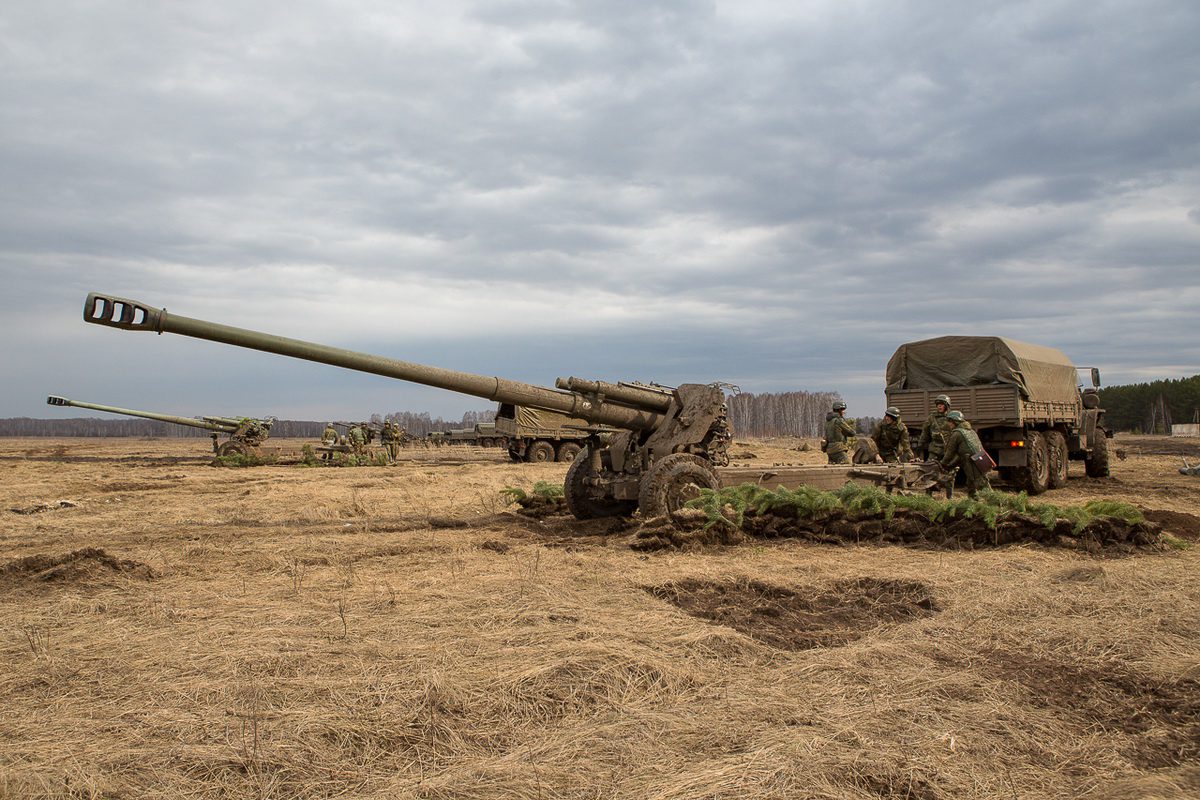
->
[832,401,847,411]
[946,410,964,422]
[936,394,951,406]
[885,406,900,419]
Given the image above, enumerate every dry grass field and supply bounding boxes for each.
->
[1,435,1198,799]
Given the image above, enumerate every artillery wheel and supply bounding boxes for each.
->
[638,453,720,519]
[555,442,582,463]
[1014,430,1049,495]
[564,449,637,520]
[1046,430,1069,488]
[527,440,556,463]
[1085,431,1111,478]
[216,440,251,458]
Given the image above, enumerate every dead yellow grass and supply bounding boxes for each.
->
[0,435,1197,799]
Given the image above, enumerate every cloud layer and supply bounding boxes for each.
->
[2,0,1198,420]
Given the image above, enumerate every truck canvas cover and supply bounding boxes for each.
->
[514,405,589,432]
[886,336,1079,403]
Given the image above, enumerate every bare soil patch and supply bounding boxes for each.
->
[981,651,1200,769]
[0,547,157,587]
[1143,508,1200,541]
[647,576,939,651]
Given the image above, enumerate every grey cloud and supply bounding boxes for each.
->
[2,0,1198,419]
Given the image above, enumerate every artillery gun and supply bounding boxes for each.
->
[47,395,274,456]
[82,293,731,518]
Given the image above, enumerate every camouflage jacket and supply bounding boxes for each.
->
[871,418,913,461]
[321,426,338,444]
[917,411,951,455]
[348,426,367,445]
[940,426,983,472]
[824,415,856,454]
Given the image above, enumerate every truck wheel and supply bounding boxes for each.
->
[564,449,637,519]
[555,442,582,462]
[480,437,493,448]
[1015,431,1049,495]
[1085,431,1111,478]
[527,441,556,463]
[638,453,720,519]
[1046,431,1069,489]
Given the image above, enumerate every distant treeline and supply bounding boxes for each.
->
[1099,375,1200,433]
[0,409,498,438]
[727,390,848,438]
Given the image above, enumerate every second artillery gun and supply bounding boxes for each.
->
[82,293,732,518]
[47,395,274,457]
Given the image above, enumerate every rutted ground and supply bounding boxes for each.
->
[0,435,1198,800]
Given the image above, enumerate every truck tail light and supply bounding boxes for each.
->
[1010,440,1025,448]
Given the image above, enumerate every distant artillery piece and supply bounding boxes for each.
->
[46,395,274,457]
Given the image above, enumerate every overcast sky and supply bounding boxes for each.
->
[2,0,1197,424]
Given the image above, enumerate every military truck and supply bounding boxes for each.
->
[884,336,1110,494]
[495,403,589,462]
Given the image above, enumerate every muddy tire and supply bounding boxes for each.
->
[1015,430,1049,495]
[1046,430,1069,489]
[637,453,720,519]
[1085,431,1111,478]
[555,442,582,463]
[216,440,250,458]
[564,449,637,519]
[527,441,555,463]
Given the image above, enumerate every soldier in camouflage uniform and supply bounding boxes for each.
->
[824,401,856,465]
[939,410,992,497]
[382,421,402,462]
[347,423,368,455]
[321,422,338,461]
[917,394,953,462]
[871,406,913,463]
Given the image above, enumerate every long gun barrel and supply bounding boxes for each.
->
[83,293,665,431]
[47,395,240,433]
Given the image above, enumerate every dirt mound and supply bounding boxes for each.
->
[647,576,939,651]
[634,507,1162,553]
[0,548,157,588]
[984,651,1200,770]
[1142,509,1200,541]
[9,500,76,515]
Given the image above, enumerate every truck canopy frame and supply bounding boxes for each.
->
[885,336,1080,405]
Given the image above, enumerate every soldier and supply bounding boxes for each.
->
[939,410,992,497]
[320,422,338,461]
[871,406,913,463]
[381,420,402,462]
[917,394,953,462]
[824,400,856,464]
[348,423,367,455]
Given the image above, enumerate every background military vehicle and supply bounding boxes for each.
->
[47,395,274,456]
[884,336,1110,494]
[495,403,589,463]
